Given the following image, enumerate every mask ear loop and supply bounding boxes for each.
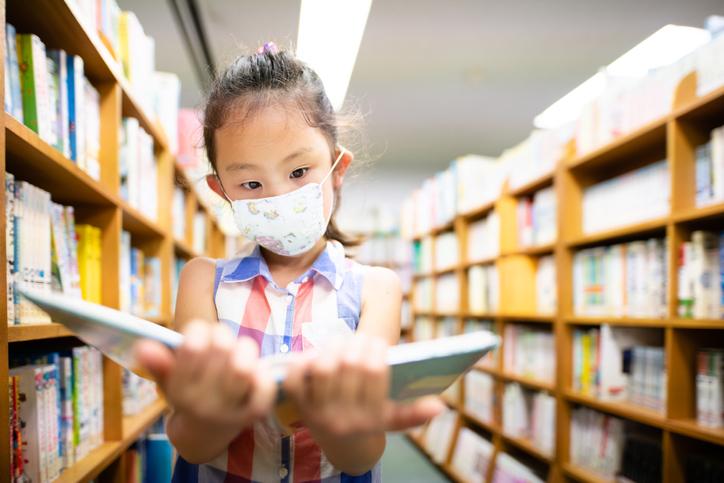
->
[216,175,233,204]
[320,145,346,224]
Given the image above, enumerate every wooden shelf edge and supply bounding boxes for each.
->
[667,419,724,447]
[120,200,167,239]
[563,390,666,429]
[562,463,613,483]
[8,323,75,342]
[567,217,668,248]
[500,433,553,463]
[461,408,500,434]
[501,372,555,392]
[508,171,555,198]
[565,316,667,327]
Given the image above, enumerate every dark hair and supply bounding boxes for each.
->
[203,47,360,247]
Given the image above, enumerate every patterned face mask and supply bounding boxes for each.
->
[226,147,345,256]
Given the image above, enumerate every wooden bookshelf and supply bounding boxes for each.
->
[0,2,232,481]
[406,70,724,482]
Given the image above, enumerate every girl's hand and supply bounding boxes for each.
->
[133,320,277,429]
[282,334,444,440]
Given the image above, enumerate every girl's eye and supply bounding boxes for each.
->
[241,181,261,190]
[290,167,308,179]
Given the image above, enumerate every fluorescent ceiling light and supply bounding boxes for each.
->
[296,0,372,111]
[534,24,711,129]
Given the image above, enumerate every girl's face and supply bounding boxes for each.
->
[207,104,352,222]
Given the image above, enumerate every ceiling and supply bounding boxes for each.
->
[119,0,723,177]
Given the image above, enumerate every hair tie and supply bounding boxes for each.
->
[257,41,279,54]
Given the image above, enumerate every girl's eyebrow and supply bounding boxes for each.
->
[225,148,314,172]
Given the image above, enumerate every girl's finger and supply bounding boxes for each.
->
[132,339,175,389]
[361,338,389,410]
[338,336,365,407]
[310,349,338,407]
[383,396,446,432]
[221,336,260,405]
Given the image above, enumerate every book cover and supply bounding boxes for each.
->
[6,23,24,122]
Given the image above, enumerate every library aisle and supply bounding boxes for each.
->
[3,1,724,483]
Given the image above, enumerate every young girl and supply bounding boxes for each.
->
[134,42,444,482]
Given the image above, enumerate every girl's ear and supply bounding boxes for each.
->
[332,147,353,189]
[206,174,228,200]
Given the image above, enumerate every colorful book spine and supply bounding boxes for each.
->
[17,33,52,141]
[6,23,24,122]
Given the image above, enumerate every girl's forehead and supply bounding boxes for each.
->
[214,104,329,167]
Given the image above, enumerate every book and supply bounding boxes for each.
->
[120,117,158,219]
[122,368,157,416]
[66,54,85,167]
[697,349,724,428]
[172,186,186,242]
[434,231,458,271]
[468,211,500,262]
[47,49,69,159]
[412,236,434,274]
[570,407,625,479]
[503,324,555,383]
[573,237,667,318]
[493,452,544,483]
[581,160,669,235]
[572,325,665,411]
[5,24,24,123]
[423,407,458,464]
[536,255,556,315]
[18,284,499,405]
[450,427,494,482]
[17,33,52,142]
[468,264,499,315]
[464,370,495,424]
[193,211,206,254]
[435,274,459,314]
[502,383,555,455]
[678,230,724,319]
[517,186,557,248]
[412,277,433,312]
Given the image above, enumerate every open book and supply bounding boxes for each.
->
[19,286,498,403]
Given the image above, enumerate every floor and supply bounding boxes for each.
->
[380,433,450,482]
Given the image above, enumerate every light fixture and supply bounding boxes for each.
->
[534,24,711,129]
[296,0,373,111]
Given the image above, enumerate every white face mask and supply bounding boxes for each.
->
[224,147,345,256]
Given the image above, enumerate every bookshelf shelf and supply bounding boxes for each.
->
[500,314,555,323]
[464,255,499,267]
[566,217,668,249]
[461,408,500,434]
[673,202,724,224]
[563,390,666,429]
[7,323,75,342]
[4,113,116,206]
[464,311,500,319]
[565,316,667,328]
[509,172,555,198]
[460,200,496,221]
[668,419,724,447]
[670,318,724,329]
[673,79,724,124]
[120,201,167,239]
[473,364,500,376]
[501,433,552,463]
[500,372,555,392]
[441,394,460,410]
[506,243,555,257]
[561,463,613,483]
[567,116,668,175]
[1,1,234,478]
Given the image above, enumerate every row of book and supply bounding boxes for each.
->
[450,427,545,483]
[120,231,161,318]
[434,231,459,271]
[121,417,175,483]
[695,124,724,207]
[575,22,724,156]
[355,232,413,267]
[581,160,669,235]
[468,211,500,263]
[503,324,555,384]
[517,186,556,248]
[69,0,182,152]
[4,24,101,180]
[436,274,460,314]
[412,316,436,341]
[573,326,667,412]
[423,407,458,464]
[697,348,723,428]
[412,237,434,274]
[573,238,668,318]
[120,117,158,221]
[464,370,495,424]
[122,368,157,417]
[412,278,433,313]
[172,186,187,242]
[9,346,104,482]
[193,210,208,255]
[502,383,556,456]
[677,230,724,319]
[400,144,565,240]
[570,406,662,482]
[468,264,500,315]
[5,174,102,325]
[536,255,557,315]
